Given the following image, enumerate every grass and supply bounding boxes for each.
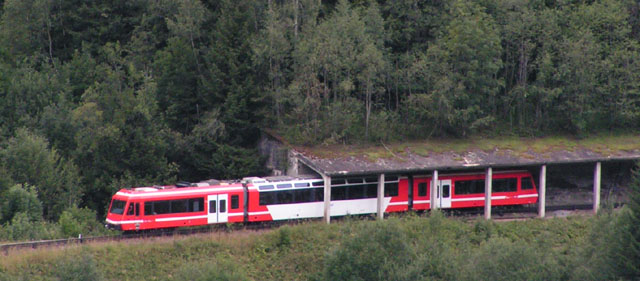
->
[299,133,640,160]
[0,213,601,281]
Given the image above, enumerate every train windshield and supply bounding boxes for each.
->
[109,200,127,215]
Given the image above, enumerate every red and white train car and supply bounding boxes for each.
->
[105,181,245,231]
[105,171,537,231]
[244,175,407,222]
[410,170,538,210]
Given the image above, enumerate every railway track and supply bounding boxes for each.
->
[0,203,613,253]
[0,220,297,254]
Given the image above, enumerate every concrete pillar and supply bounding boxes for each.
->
[538,165,546,218]
[323,174,331,224]
[484,167,492,220]
[594,162,601,214]
[431,170,438,210]
[377,174,385,220]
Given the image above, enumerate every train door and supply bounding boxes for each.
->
[207,194,229,224]
[217,194,228,223]
[435,180,452,208]
[125,201,141,230]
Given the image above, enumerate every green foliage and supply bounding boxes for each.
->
[54,252,104,281]
[323,220,416,281]
[0,212,60,241]
[463,238,567,281]
[58,206,106,238]
[0,214,632,280]
[0,0,640,247]
[0,0,52,60]
[570,211,621,280]
[0,129,81,220]
[610,163,640,279]
[0,184,42,223]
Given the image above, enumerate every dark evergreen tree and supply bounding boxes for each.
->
[614,163,640,279]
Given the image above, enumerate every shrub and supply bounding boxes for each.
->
[322,220,416,281]
[462,237,567,281]
[613,164,640,279]
[0,184,43,224]
[0,212,57,241]
[54,252,104,281]
[58,206,106,238]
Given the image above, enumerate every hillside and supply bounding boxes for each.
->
[0,213,630,280]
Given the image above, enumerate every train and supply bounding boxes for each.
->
[105,170,538,231]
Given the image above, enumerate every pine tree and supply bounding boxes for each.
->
[614,163,640,279]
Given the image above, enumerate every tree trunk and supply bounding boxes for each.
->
[294,0,299,40]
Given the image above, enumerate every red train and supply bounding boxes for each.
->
[105,171,537,231]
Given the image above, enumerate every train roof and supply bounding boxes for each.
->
[114,182,244,199]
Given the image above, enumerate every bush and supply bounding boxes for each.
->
[461,237,567,281]
[0,184,43,224]
[322,220,416,281]
[58,206,106,238]
[54,252,104,281]
[613,164,640,279]
[0,212,58,241]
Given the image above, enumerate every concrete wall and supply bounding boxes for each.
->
[258,133,289,176]
[258,132,317,176]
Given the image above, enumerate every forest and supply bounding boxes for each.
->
[0,0,639,242]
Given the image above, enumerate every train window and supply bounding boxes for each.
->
[454,180,485,195]
[126,203,135,215]
[144,202,153,215]
[209,200,217,213]
[295,182,310,188]
[109,200,126,215]
[366,184,378,198]
[418,183,427,197]
[331,186,347,200]
[312,181,324,187]
[294,189,311,203]
[384,183,399,197]
[259,185,274,190]
[365,177,378,183]
[231,195,239,209]
[347,178,363,184]
[188,198,204,212]
[171,200,188,213]
[219,200,226,213]
[385,176,398,182]
[493,178,518,193]
[442,185,450,198]
[141,198,204,215]
[154,201,171,214]
[259,188,328,205]
[315,188,324,201]
[521,177,534,190]
[277,190,294,204]
[259,192,268,205]
[348,185,366,199]
[331,179,346,185]
[277,183,292,189]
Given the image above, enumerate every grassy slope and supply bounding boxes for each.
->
[0,213,597,281]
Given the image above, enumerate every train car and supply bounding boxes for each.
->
[410,170,538,210]
[105,181,246,231]
[244,175,408,222]
[106,171,536,231]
